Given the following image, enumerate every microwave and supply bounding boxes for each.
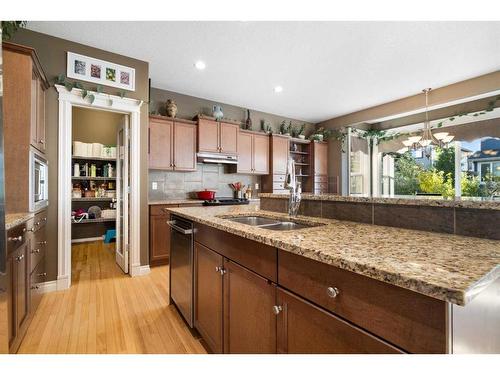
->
[30,150,49,212]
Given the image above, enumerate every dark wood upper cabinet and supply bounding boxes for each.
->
[219,121,238,154]
[194,242,224,353]
[198,117,220,153]
[148,116,197,171]
[313,141,328,175]
[262,135,290,193]
[196,116,238,155]
[223,259,277,354]
[173,121,197,171]
[276,288,402,354]
[149,117,173,170]
[236,130,269,175]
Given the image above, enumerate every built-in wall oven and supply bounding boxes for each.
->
[168,215,195,327]
[29,149,48,212]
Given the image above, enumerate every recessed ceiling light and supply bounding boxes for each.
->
[274,86,283,93]
[194,60,206,70]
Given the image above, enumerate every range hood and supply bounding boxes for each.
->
[197,152,238,165]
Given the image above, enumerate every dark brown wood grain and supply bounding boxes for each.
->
[278,250,447,353]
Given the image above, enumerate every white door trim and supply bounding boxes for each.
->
[56,85,144,290]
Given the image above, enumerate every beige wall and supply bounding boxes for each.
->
[150,87,316,136]
[11,29,150,280]
[72,107,123,145]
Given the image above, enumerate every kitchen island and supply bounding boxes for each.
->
[167,204,500,354]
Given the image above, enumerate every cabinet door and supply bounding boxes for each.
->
[6,254,15,347]
[198,118,220,153]
[223,259,277,353]
[219,122,238,154]
[253,134,270,175]
[173,122,197,171]
[15,244,29,331]
[30,73,38,147]
[272,136,289,174]
[236,131,253,174]
[36,80,46,152]
[149,212,171,266]
[276,288,401,354]
[314,142,328,176]
[194,242,224,353]
[149,118,173,170]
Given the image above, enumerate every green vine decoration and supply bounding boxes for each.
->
[1,21,26,41]
[436,95,500,128]
[52,74,126,105]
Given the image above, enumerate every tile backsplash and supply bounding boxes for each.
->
[149,164,261,201]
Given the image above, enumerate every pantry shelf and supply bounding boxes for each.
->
[72,176,116,181]
[72,156,116,162]
[72,197,114,202]
[71,217,116,224]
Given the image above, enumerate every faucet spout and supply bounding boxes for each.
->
[284,157,301,217]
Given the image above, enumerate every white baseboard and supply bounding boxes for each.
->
[71,236,105,244]
[130,264,150,277]
[56,275,71,290]
[38,280,58,293]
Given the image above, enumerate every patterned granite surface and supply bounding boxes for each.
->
[149,199,205,205]
[258,193,500,210]
[5,212,34,230]
[167,205,500,306]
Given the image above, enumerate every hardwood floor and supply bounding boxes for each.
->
[18,241,207,354]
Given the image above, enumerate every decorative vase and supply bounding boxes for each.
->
[298,134,306,140]
[245,109,252,130]
[212,105,224,120]
[166,99,178,118]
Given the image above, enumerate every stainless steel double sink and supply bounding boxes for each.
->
[225,215,323,231]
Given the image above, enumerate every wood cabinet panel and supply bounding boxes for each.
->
[195,223,277,282]
[174,121,197,171]
[30,74,38,147]
[313,141,328,176]
[278,250,446,353]
[223,260,277,353]
[236,131,253,174]
[219,122,238,154]
[272,135,289,174]
[36,79,46,152]
[149,213,171,266]
[277,288,402,354]
[198,118,220,153]
[253,133,269,175]
[149,118,173,170]
[194,242,224,353]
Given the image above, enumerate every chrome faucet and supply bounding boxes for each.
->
[284,157,301,217]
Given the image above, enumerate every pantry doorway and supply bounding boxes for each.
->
[56,85,143,290]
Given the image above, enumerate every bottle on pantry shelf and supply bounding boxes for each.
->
[90,164,97,178]
[73,163,80,177]
[107,163,114,177]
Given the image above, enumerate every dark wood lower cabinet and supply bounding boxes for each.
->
[223,259,277,354]
[276,288,402,354]
[194,242,224,353]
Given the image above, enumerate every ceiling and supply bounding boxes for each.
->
[27,21,500,123]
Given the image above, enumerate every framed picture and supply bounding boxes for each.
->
[67,52,135,91]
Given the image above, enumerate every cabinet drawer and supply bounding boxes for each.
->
[29,210,47,233]
[278,250,446,353]
[7,223,28,255]
[273,174,285,182]
[150,204,178,216]
[273,182,285,190]
[277,288,402,354]
[30,230,47,273]
[195,223,277,282]
[314,175,328,182]
[30,258,46,313]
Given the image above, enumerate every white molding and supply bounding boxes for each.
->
[131,265,150,277]
[38,280,58,294]
[71,236,105,243]
[56,85,144,290]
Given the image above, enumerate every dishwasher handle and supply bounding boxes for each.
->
[167,220,194,235]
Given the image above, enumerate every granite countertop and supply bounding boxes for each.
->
[5,212,34,230]
[259,193,500,210]
[167,205,500,306]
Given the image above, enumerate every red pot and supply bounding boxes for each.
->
[196,190,216,200]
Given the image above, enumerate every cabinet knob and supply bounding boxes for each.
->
[37,272,47,277]
[39,140,45,144]
[8,235,23,242]
[272,305,282,315]
[38,241,47,245]
[326,286,340,298]
[215,266,221,273]
[220,147,223,152]
[31,248,41,254]
[16,254,25,262]
[215,266,226,275]
[31,285,40,290]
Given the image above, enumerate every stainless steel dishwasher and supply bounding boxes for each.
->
[168,215,195,327]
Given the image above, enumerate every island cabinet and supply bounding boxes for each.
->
[191,222,449,354]
[236,130,269,175]
[148,116,197,171]
[196,116,239,155]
